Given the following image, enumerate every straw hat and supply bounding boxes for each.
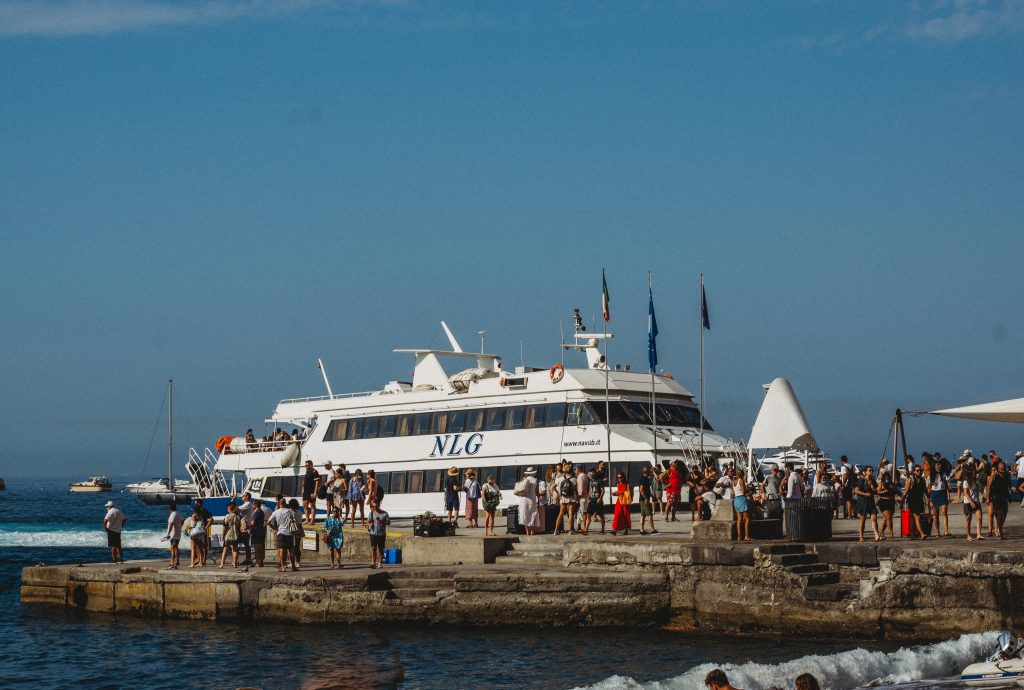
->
[523,467,537,476]
[465,469,476,477]
[447,466,459,476]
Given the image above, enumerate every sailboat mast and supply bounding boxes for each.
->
[168,379,174,491]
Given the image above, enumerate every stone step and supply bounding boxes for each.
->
[493,555,563,567]
[387,588,441,600]
[770,553,818,567]
[505,548,564,559]
[800,571,840,587]
[387,571,456,581]
[386,578,452,589]
[803,583,860,602]
[758,544,806,555]
[784,563,830,575]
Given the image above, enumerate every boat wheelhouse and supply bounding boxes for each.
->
[209,319,746,518]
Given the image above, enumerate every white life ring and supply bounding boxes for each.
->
[549,363,565,383]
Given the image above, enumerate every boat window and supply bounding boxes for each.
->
[379,416,396,438]
[466,409,485,432]
[408,470,424,493]
[391,471,407,494]
[429,411,448,435]
[363,417,380,439]
[504,406,525,430]
[566,402,595,426]
[376,472,390,494]
[479,466,498,484]
[396,415,413,437]
[622,402,652,423]
[627,462,647,487]
[588,401,639,425]
[447,410,466,433]
[264,476,283,496]
[325,419,348,442]
[484,407,505,431]
[544,403,566,427]
[522,405,544,429]
[345,418,364,440]
[425,469,444,493]
[499,465,518,490]
[283,476,301,497]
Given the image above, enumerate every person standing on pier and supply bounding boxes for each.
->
[463,469,481,529]
[165,503,184,569]
[444,466,461,527]
[322,506,345,569]
[962,463,984,541]
[639,465,659,535]
[103,500,126,564]
[611,472,631,536]
[302,460,320,526]
[928,461,952,537]
[235,491,254,565]
[876,469,897,540]
[988,460,1012,539]
[250,499,267,567]
[367,495,390,569]
[904,465,930,539]
[854,466,881,542]
[517,467,540,536]
[839,456,854,519]
[219,503,241,569]
[482,475,502,536]
[269,496,299,572]
[732,469,750,541]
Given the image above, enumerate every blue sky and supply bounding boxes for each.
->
[1,0,1022,478]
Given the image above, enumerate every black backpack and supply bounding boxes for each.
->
[376,484,385,502]
[559,476,576,500]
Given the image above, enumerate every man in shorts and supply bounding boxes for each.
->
[574,465,590,531]
[639,465,658,534]
[103,500,127,564]
[268,496,298,572]
[367,495,390,569]
[323,461,336,512]
[165,503,184,569]
[583,468,605,535]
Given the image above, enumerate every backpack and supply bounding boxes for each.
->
[559,477,576,500]
[376,484,385,502]
[940,458,953,475]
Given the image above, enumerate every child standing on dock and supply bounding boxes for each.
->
[322,506,345,569]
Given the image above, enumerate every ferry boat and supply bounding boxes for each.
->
[201,316,747,519]
[69,476,113,493]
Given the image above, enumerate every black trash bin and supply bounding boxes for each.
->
[764,497,783,520]
[786,497,833,541]
[505,505,522,534]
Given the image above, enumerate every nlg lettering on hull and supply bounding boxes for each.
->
[430,433,483,457]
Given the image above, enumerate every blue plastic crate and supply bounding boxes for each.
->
[382,548,402,565]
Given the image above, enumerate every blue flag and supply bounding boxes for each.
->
[648,286,659,373]
[701,283,710,331]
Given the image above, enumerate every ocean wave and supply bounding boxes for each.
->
[0,527,176,550]
[582,632,997,690]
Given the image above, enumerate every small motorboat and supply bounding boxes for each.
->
[961,632,1024,686]
[69,476,113,493]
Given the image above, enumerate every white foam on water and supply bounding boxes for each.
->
[582,632,998,690]
[0,527,175,550]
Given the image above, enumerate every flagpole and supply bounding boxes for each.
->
[699,273,705,468]
[648,272,657,470]
[603,269,612,511]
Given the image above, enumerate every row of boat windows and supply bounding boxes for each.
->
[323,401,711,442]
[256,460,660,498]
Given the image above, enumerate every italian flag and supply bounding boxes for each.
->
[602,269,610,322]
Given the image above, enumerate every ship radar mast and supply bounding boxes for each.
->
[562,307,612,370]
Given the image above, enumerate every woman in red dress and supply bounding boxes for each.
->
[611,472,632,536]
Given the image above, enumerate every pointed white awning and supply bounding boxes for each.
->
[931,397,1024,424]
[747,377,820,452]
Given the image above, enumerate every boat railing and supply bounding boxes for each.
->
[278,390,377,405]
[223,438,306,455]
[187,447,230,497]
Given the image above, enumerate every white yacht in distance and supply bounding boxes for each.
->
[203,316,746,518]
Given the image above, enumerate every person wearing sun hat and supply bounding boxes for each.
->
[444,466,462,526]
[103,500,127,564]
[517,467,541,535]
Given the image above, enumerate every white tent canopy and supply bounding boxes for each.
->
[747,377,820,452]
[931,397,1024,424]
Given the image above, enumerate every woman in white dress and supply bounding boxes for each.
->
[519,467,540,536]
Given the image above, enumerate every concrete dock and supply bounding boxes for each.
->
[21,508,1024,641]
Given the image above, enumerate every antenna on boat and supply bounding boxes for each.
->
[478,331,486,354]
[317,358,335,399]
[559,320,565,365]
[440,321,464,352]
[519,339,525,370]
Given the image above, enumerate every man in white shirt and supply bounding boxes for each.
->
[715,467,735,499]
[786,465,804,500]
[165,503,184,569]
[103,500,127,564]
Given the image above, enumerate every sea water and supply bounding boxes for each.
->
[0,479,1000,689]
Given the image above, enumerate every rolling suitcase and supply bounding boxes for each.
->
[900,510,912,537]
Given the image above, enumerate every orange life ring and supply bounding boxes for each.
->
[662,373,674,379]
[549,363,565,383]
[215,435,235,453]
